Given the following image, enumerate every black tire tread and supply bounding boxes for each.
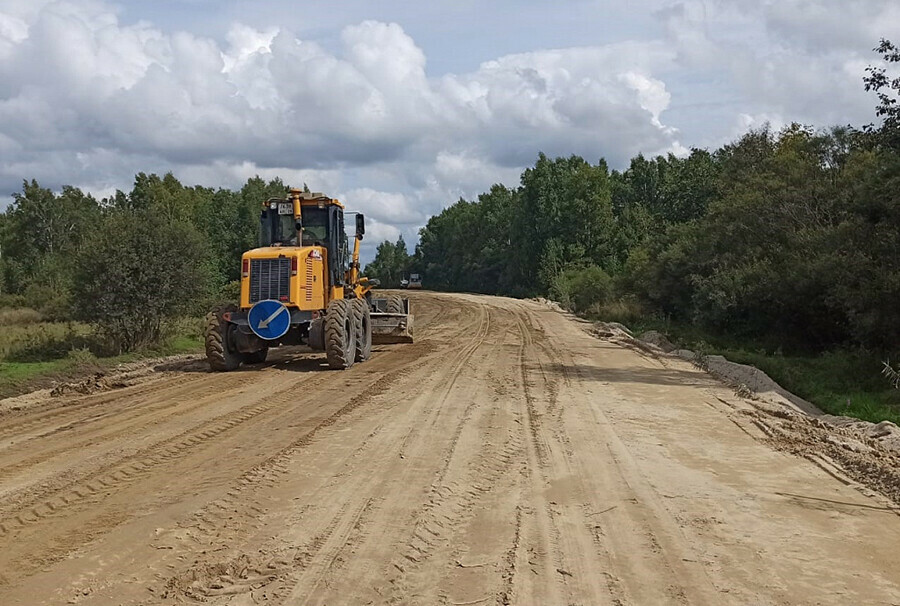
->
[205,304,241,371]
[386,295,404,315]
[352,298,372,362]
[325,299,355,370]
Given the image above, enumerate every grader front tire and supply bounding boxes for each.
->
[205,305,242,372]
[353,298,372,362]
[325,299,356,370]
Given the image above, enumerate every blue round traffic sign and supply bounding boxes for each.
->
[248,300,291,340]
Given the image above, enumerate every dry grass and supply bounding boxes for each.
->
[0,307,44,326]
[0,322,95,362]
[586,298,646,325]
[0,307,95,362]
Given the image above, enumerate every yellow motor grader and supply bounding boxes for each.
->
[205,189,413,371]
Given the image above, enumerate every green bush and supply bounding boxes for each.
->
[218,280,241,305]
[160,316,205,345]
[71,209,214,353]
[21,283,71,321]
[550,265,612,313]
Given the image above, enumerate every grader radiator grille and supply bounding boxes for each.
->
[249,258,291,303]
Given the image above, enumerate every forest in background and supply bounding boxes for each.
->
[381,125,898,352]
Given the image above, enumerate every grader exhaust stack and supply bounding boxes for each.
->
[369,295,414,344]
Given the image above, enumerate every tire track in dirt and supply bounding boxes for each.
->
[151,300,494,604]
[0,372,260,486]
[5,293,900,606]
[0,362,372,585]
[521,301,721,605]
[0,373,323,533]
[158,300,505,605]
[373,305,531,606]
[501,307,573,606]
[278,303,500,605]
[158,357,427,602]
[0,372,213,444]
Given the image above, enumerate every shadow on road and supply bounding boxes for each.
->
[153,345,397,375]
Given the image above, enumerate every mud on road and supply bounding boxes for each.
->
[0,292,899,605]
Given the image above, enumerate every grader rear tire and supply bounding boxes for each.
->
[325,299,356,370]
[205,305,242,371]
[386,295,404,315]
[352,298,372,362]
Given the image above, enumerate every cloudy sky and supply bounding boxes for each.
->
[1,0,898,259]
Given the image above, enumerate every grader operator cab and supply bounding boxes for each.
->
[205,189,413,371]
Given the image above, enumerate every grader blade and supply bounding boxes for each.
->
[371,312,414,344]
[369,296,414,344]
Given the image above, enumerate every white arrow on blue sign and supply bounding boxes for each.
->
[248,300,291,340]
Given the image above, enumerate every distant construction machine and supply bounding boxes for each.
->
[205,189,413,371]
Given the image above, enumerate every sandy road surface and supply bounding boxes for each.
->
[1,292,899,606]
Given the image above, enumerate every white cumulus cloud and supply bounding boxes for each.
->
[0,0,893,262]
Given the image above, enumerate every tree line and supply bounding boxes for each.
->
[0,173,288,351]
[365,40,900,355]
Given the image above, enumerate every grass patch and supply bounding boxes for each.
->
[0,359,73,384]
[0,350,103,399]
[586,297,646,326]
[1,322,98,362]
[0,316,204,400]
[162,334,204,355]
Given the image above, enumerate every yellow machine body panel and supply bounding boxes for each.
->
[240,192,355,313]
[240,246,328,311]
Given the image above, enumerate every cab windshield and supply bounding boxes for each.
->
[259,204,330,248]
[259,209,298,247]
[301,207,328,246]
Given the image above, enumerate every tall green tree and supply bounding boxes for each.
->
[415,185,520,294]
[865,38,900,148]
[515,154,615,291]
[629,124,880,348]
[0,180,100,305]
[364,236,411,287]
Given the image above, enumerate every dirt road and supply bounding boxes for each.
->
[1,292,899,605]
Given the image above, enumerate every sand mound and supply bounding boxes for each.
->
[584,322,900,455]
[639,330,676,353]
[533,297,565,313]
[673,351,822,416]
